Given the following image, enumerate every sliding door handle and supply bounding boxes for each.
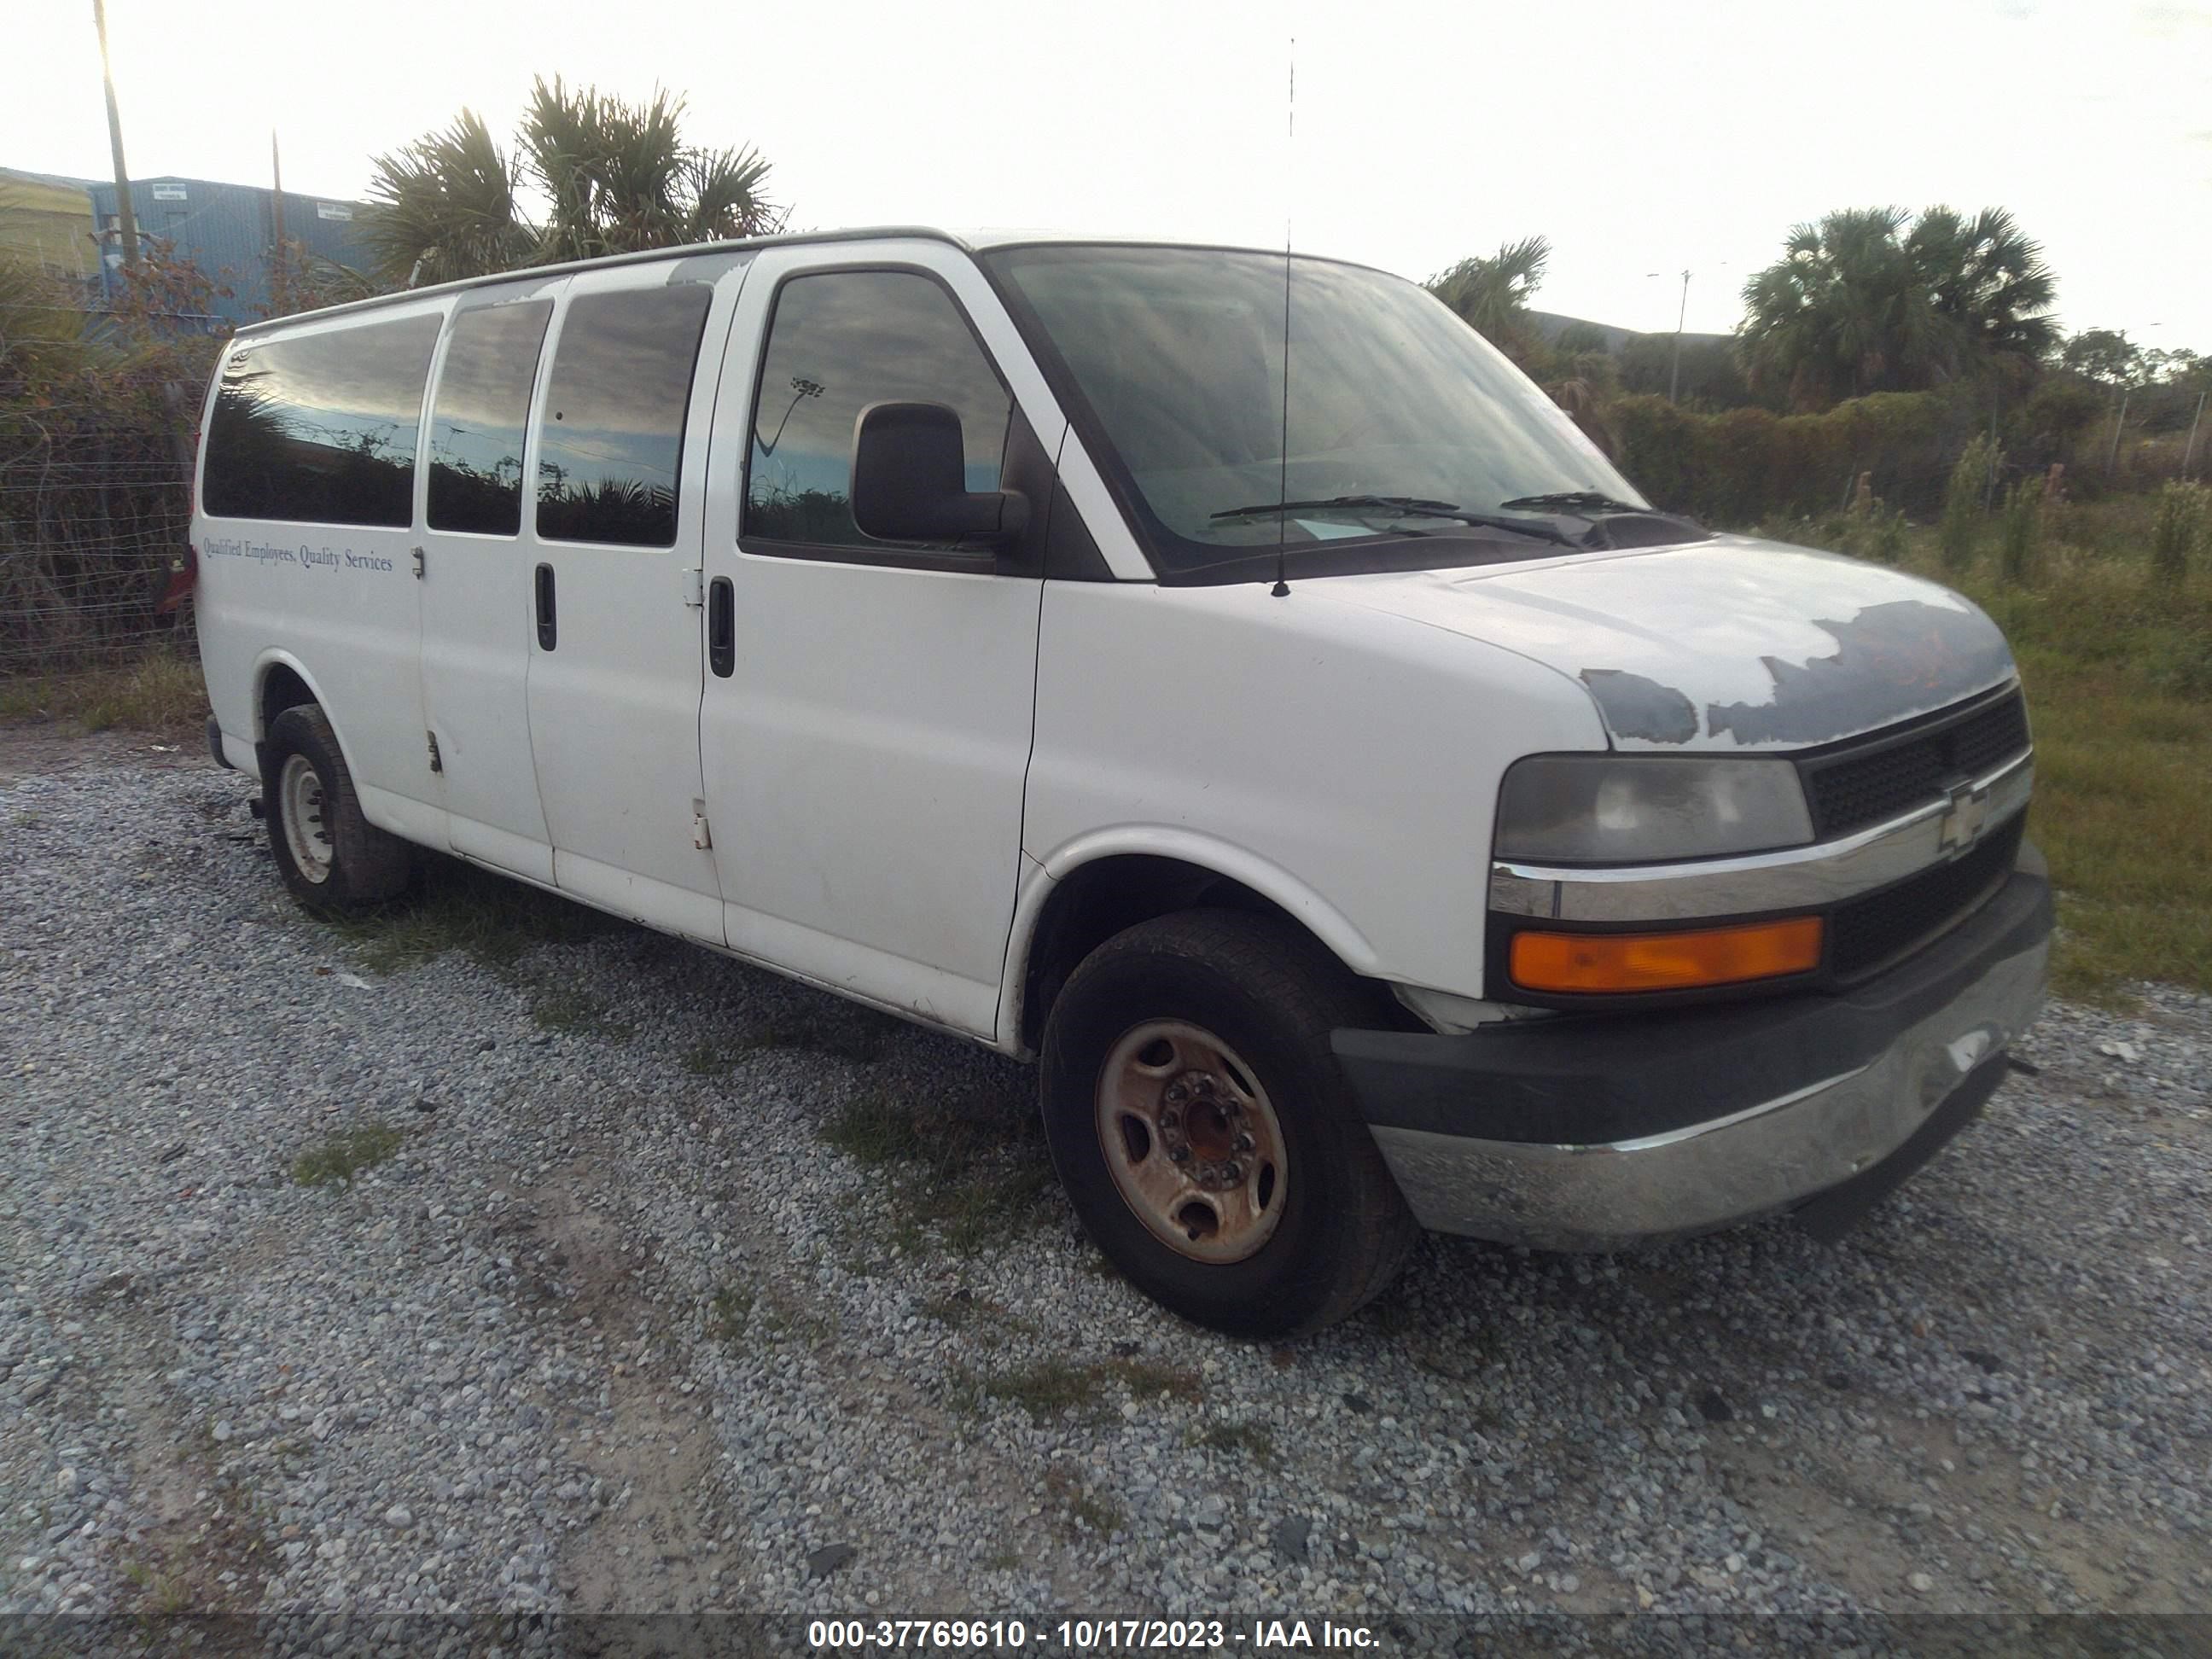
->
[707,576,735,678]
[534,562,557,651]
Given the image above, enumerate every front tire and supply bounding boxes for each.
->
[260,703,413,912]
[1039,909,1419,1337]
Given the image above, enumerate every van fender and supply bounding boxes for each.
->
[249,649,366,781]
[997,826,1382,1054]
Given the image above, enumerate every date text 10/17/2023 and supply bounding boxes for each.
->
[806,1621,1380,1651]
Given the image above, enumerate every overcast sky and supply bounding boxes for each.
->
[11,0,2209,346]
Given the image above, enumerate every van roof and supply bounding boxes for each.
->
[228,226,1388,337]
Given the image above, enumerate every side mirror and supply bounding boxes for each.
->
[851,402,1028,547]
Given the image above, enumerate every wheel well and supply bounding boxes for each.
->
[257,663,315,739]
[1019,855,1400,1052]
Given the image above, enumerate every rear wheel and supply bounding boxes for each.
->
[261,703,413,912]
[1039,909,1419,1337]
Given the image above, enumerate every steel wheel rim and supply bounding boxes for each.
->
[1095,1019,1287,1264]
[279,754,334,884]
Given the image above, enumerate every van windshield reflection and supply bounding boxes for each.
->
[985,246,1646,572]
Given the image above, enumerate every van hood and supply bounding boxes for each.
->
[1324,534,2017,752]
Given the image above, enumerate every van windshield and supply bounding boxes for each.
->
[985,244,1649,576]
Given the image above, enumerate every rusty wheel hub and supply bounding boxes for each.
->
[1096,1020,1286,1264]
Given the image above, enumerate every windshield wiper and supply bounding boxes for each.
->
[1208,495,1585,549]
[1211,493,1458,520]
[1495,490,1650,515]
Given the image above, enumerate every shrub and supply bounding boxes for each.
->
[2151,481,2208,585]
[1613,386,1973,527]
[1939,435,2000,572]
[1863,505,1909,565]
[1998,475,2044,585]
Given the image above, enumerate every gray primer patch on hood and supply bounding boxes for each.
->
[1579,668,1699,745]
[1706,597,2016,746]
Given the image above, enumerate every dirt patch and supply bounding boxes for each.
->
[521,1166,729,1614]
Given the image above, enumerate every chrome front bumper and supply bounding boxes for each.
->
[1337,859,2051,1250]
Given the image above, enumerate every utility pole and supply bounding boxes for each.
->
[270,129,287,316]
[2106,389,2131,474]
[91,0,138,273]
[1669,268,1690,405]
[2185,389,2206,481]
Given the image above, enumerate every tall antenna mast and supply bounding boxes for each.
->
[1272,35,1294,598]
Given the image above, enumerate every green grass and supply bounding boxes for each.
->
[681,1042,735,1076]
[818,1092,1053,1255]
[0,646,208,736]
[291,1120,404,1187]
[336,854,643,1037]
[743,1005,904,1063]
[338,855,618,978]
[707,1284,754,1343]
[1759,494,2212,1003]
[962,1355,1202,1423]
[1044,1466,1126,1537]
[524,984,635,1041]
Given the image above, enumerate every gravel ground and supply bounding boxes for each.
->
[2,743,2209,1633]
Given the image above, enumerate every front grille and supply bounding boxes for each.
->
[1800,690,2030,838]
[1829,814,2023,981]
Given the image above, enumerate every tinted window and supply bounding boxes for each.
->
[536,286,713,547]
[201,315,441,526]
[745,271,1011,549]
[427,300,553,535]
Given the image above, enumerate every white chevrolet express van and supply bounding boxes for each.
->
[189,229,2050,1336]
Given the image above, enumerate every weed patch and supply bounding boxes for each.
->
[1045,1466,1126,1537]
[963,1355,1200,1424]
[291,1120,404,1187]
[818,1092,1052,1255]
[0,647,207,736]
[707,1284,754,1343]
[337,854,619,979]
[526,985,634,1042]
[976,1359,1105,1422]
[745,1005,903,1063]
[681,1043,736,1077]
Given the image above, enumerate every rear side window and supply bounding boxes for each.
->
[535,287,713,548]
[744,270,1011,549]
[201,315,441,526]
[427,300,554,535]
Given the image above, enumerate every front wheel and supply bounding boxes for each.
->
[1039,909,1419,1337]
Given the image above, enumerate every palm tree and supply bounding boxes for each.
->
[363,80,779,287]
[1426,236,1551,365]
[1425,237,1625,453]
[362,109,536,287]
[1738,206,2057,410]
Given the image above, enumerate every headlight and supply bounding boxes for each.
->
[1494,754,1813,864]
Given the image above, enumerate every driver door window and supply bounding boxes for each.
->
[743,270,1012,553]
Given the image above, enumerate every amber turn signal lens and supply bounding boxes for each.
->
[1510,916,1825,993]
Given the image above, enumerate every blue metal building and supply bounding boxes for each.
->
[84,175,374,325]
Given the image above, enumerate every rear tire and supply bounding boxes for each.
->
[1039,908,1420,1337]
[260,703,413,913]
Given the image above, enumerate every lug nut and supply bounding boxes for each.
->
[1160,1109,1179,1130]
[1168,1146,1190,1163]
[1222,1162,1243,1184]
[1235,1132,1254,1151]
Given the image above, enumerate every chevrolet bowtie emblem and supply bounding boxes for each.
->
[1938,783,1991,851]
